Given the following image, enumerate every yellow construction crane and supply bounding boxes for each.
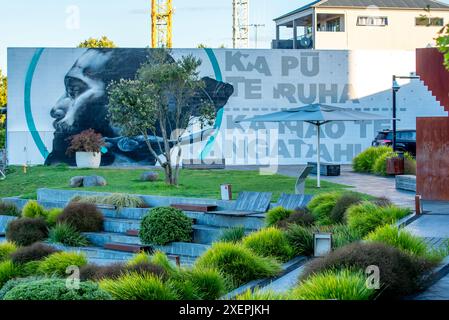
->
[151,0,173,48]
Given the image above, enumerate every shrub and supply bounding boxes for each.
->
[307,193,341,225]
[346,202,410,237]
[38,252,87,276]
[150,251,178,276]
[0,276,45,299]
[18,261,41,277]
[71,194,144,209]
[10,242,59,265]
[182,267,226,300]
[126,262,168,280]
[80,263,125,281]
[66,129,105,155]
[0,260,21,287]
[327,224,363,249]
[284,225,314,256]
[219,226,246,243]
[292,269,375,300]
[236,289,287,300]
[100,273,178,300]
[57,202,104,232]
[371,197,392,207]
[102,193,144,209]
[0,201,20,217]
[3,278,111,300]
[373,151,415,176]
[265,207,293,227]
[365,225,447,263]
[127,251,151,266]
[275,208,316,229]
[48,223,90,247]
[352,146,392,173]
[139,207,192,245]
[0,242,17,262]
[242,227,294,262]
[22,200,46,219]
[195,242,281,288]
[45,208,63,226]
[300,242,435,299]
[6,217,49,246]
[330,193,362,224]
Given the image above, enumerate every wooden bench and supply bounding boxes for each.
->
[210,191,272,217]
[171,204,217,213]
[104,243,154,254]
[307,162,341,176]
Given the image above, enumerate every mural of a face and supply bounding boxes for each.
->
[45,49,234,166]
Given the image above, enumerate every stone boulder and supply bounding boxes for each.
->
[140,171,159,182]
[83,176,107,187]
[70,176,107,188]
[69,176,85,188]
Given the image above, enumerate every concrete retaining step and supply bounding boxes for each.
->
[84,232,210,258]
[396,175,417,192]
[102,218,223,244]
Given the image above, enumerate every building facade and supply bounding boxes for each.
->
[273,0,449,50]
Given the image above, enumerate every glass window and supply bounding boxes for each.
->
[326,18,341,32]
[416,17,444,26]
[357,16,388,26]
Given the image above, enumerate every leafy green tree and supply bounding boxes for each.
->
[0,68,6,108]
[78,36,116,48]
[108,49,214,185]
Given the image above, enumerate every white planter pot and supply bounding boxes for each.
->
[75,152,101,169]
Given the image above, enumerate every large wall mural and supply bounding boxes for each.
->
[7,48,448,166]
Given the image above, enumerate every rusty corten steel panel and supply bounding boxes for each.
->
[416,48,449,113]
[417,117,449,200]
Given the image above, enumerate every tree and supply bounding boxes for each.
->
[197,43,226,48]
[108,49,214,185]
[0,68,6,108]
[78,36,116,48]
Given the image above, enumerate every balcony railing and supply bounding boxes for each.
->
[272,35,313,49]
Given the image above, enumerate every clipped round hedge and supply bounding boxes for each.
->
[139,207,193,245]
[3,278,112,300]
[6,218,49,246]
[57,202,104,232]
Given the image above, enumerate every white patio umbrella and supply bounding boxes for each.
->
[237,104,393,188]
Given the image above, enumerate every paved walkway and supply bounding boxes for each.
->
[404,202,449,300]
[227,165,415,208]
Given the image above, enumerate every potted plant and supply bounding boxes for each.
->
[66,129,105,168]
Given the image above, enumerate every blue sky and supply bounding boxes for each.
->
[0,0,308,72]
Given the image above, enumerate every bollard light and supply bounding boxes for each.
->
[314,232,333,257]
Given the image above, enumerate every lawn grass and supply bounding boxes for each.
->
[0,165,354,201]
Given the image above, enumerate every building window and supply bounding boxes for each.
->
[326,18,341,32]
[357,16,388,26]
[415,17,444,26]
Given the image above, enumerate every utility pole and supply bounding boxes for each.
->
[233,0,249,48]
[249,24,265,48]
[151,0,173,48]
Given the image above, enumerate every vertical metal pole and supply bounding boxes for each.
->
[392,75,397,152]
[293,20,297,49]
[317,124,321,188]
